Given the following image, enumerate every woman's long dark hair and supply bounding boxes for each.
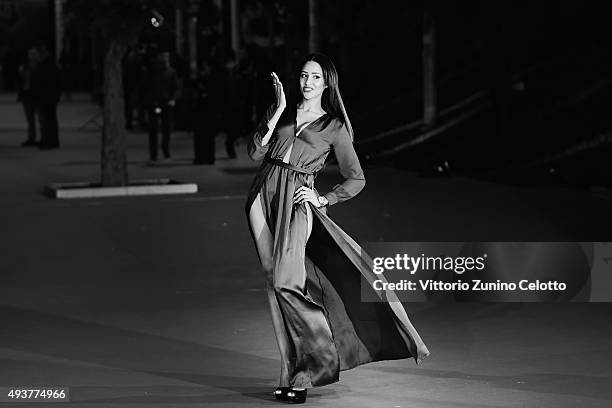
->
[295,53,354,141]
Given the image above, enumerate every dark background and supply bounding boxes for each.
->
[1,0,611,186]
[1,2,612,406]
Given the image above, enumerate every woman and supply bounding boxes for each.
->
[245,53,429,404]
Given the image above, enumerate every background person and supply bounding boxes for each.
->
[17,47,40,147]
[31,45,61,149]
[143,51,179,162]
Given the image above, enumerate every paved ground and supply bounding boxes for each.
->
[1,94,612,407]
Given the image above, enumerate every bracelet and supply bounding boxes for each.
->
[317,195,329,207]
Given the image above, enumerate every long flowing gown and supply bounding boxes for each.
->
[245,105,430,389]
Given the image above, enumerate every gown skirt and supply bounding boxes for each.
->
[245,110,430,389]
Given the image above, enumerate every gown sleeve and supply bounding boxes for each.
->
[323,122,366,206]
[247,105,276,161]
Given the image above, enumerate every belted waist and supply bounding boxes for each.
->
[264,157,314,176]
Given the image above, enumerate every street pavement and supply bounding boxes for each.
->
[1,94,612,407]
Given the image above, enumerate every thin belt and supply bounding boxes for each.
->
[264,157,314,176]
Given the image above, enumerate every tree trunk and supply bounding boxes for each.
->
[308,0,320,53]
[175,7,184,57]
[91,28,101,99]
[422,7,437,128]
[101,40,128,186]
[266,1,275,60]
[54,0,64,62]
[188,1,199,80]
[283,4,293,81]
[230,0,240,58]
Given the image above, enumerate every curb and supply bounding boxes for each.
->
[45,179,198,199]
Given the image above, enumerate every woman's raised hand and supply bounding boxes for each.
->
[271,72,286,112]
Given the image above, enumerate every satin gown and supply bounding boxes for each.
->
[245,105,430,388]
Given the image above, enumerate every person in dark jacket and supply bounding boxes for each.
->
[17,47,40,147]
[143,51,179,161]
[31,45,62,149]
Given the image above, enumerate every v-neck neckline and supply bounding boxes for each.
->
[294,112,328,137]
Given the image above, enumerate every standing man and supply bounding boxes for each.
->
[17,47,40,147]
[144,51,179,162]
[31,45,62,149]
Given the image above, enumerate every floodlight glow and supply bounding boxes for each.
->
[150,9,164,27]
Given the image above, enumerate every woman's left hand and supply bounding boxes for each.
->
[293,186,320,207]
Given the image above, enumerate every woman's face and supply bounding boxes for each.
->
[299,61,327,101]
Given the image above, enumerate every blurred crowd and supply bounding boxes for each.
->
[122,41,273,165]
[10,39,273,164]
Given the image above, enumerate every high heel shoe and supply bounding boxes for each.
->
[273,387,307,403]
[285,388,307,404]
[273,387,290,400]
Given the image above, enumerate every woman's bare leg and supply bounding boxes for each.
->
[305,202,313,241]
[248,192,293,387]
